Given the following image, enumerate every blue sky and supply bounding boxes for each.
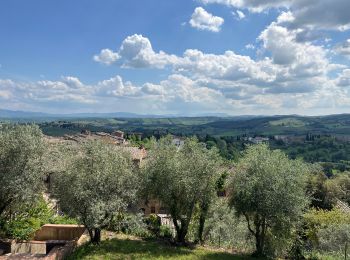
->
[1,0,350,115]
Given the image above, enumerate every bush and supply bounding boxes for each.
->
[318,223,350,258]
[145,214,161,237]
[1,198,76,240]
[108,213,150,238]
[304,208,350,245]
[304,208,350,258]
[202,199,254,252]
[159,225,173,239]
[108,213,174,240]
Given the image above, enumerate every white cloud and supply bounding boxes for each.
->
[334,39,350,59]
[61,76,85,89]
[199,0,291,13]
[97,75,140,97]
[118,34,179,68]
[0,74,228,114]
[93,49,120,65]
[0,90,12,99]
[25,7,350,115]
[91,28,343,110]
[336,69,350,87]
[233,10,245,20]
[141,83,165,95]
[175,49,276,83]
[277,11,294,24]
[258,22,330,79]
[201,0,350,31]
[189,7,224,32]
[245,44,255,50]
[290,0,350,31]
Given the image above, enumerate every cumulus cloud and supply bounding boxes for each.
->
[93,34,181,69]
[336,69,350,87]
[141,83,165,95]
[0,74,228,114]
[93,49,120,65]
[90,25,345,113]
[277,11,295,24]
[258,22,329,78]
[290,0,350,31]
[189,7,224,32]
[334,39,350,59]
[97,75,140,97]
[174,49,275,83]
[118,34,180,68]
[28,4,350,115]
[200,0,291,13]
[201,0,350,31]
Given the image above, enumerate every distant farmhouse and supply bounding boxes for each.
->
[243,136,269,144]
[171,136,185,147]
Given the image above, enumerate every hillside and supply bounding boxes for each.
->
[24,114,350,138]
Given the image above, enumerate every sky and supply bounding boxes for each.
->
[1,0,350,116]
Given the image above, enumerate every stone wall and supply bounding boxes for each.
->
[0,224,86,259]
[34,224,85,241]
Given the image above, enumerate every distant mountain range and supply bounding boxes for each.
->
[4,108,350,137]
[0,109,232,120]
[0,109,165,119]
[1,108,349,123]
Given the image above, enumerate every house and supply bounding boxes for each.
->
[172,136,185,147]
[111,130,124,139]
[248,136,269,144]
[138,199,167,215]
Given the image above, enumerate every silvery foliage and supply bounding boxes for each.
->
[0,124,45,216]
[229,144,310,255]
[204,198,254,251]
[318,223,350,256]
[142,136,222,242]
[52,140,138,231]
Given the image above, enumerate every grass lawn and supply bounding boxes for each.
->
[68,234,256,260]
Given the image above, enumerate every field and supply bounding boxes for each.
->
[268,117,306,127]
[68,234,254,260]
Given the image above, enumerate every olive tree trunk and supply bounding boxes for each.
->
[88,228,102,244]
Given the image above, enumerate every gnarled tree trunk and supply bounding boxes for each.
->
[88,228,101,244]
[198,202,209,244]
[173,217,189,245]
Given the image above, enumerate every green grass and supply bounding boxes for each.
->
[68,234,255,260]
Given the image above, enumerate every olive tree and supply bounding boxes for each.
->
[0,124,45,217]
[142,136,221,244]
[228,144,309,256]
[52,140,138,243]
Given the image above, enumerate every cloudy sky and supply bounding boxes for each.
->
[1,0,350,115]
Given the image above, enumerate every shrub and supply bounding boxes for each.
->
[108,213,150,238]
[145,214,161,237]
[304,208,350,245]
[304,208,350,258]
[159,225,173,239]
[1,198,76,240]
[318,223,350,257]
[202,199,254,252]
